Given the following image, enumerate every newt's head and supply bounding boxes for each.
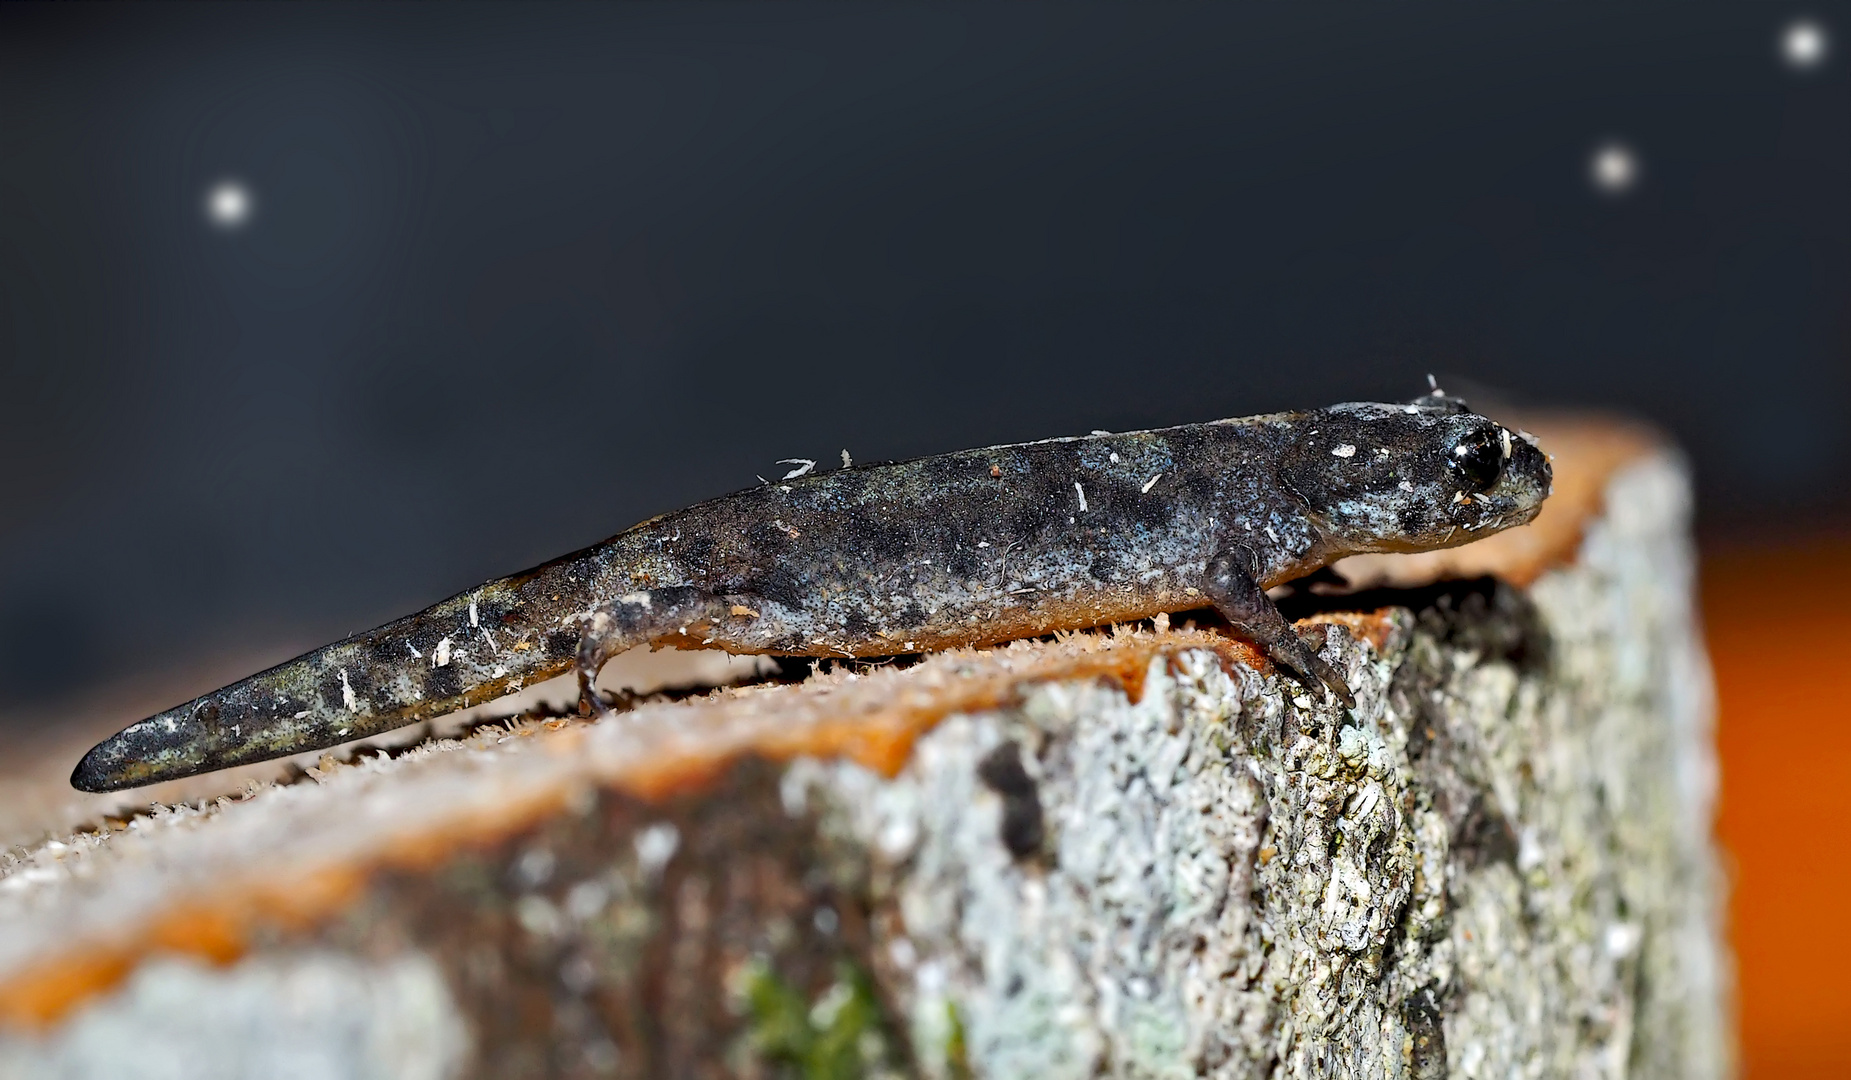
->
[1279,392,1552,554]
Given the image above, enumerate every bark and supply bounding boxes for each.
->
[0,425,1728,1079]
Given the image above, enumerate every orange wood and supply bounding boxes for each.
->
[1705,539,1851,1077]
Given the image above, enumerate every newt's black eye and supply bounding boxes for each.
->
[1447,428,1503,490]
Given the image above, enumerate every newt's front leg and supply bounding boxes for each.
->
[1202,545,1355,708]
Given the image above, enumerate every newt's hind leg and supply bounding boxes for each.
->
[1202,546,1356,708]
[573,586,734,717]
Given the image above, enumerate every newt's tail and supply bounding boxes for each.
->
[71,561,594,793]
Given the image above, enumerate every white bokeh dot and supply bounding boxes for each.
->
[204,179,254,230]
[1589,142,1639,196]
[1781,18,1829,70]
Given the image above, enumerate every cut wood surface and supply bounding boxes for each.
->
[0,417,1729,1079]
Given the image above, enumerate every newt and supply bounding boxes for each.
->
[72,388,1551,792]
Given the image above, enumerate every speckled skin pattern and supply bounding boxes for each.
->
[72,394,1550,792]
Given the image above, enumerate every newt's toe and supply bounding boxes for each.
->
[1310,655,1356,709]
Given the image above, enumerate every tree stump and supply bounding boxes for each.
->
[0,418,1729,1079]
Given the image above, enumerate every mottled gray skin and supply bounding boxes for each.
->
[72,393,1551,792]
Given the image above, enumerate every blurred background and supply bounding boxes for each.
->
[1,4,1845,1073]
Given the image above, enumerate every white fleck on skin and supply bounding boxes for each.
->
[1499,427,1513,460]
[1265,525,1279,542]
[1398,480,1415,493]
[1109,452,1120,463]
[406,641,423,659]
[339,669,360,713]
[1142,473,1163,494]
[841,449,852,468]
[1075,482,1088,512]
[433,638,454,668]
[294,710,311,719]
[777,458,816,480]
[618,591,653,610]
[469,597,479,628]
[481,626,498,652]
[1332,444,1357,458]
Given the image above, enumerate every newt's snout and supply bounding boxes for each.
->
[1471,424,1552,531]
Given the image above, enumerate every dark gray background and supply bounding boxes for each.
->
[3,3,1847,713]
